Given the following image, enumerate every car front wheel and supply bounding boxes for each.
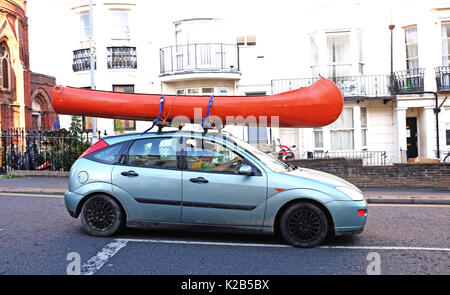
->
[279,202,329,248]
[81,195,123,237]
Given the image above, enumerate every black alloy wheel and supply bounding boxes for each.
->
[81,195,123,236]
[279,202,328,248]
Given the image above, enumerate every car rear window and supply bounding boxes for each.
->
[88,142,126,164]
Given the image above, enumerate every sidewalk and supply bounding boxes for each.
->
[0,176,449,205]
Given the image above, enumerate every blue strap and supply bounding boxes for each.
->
[140,95,165,135]
[201,96,214,126]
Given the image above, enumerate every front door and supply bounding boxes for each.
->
[180,136,267,227]
[406,117,418,159]
[111,136,182,222]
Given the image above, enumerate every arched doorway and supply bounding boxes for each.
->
[30,89,54,130]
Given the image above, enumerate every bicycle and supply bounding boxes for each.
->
[444,151,450,163]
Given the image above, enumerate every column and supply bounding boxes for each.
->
[394,107,407,163]
[423,106,436,158]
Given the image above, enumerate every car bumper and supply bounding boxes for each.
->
[64,190,84,218]
[326,199,368,235]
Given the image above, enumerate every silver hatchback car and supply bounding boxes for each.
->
[65,131,367,247]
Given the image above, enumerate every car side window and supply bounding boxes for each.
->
[185,138,243,174]
[127,137,178,169]
[88,142,126,164]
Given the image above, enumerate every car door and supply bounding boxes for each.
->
[180,136,267,227]
[111,136,182,222]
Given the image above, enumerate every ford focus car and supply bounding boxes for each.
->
[64,131,367,248]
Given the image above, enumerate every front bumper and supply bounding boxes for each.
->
[326,199,368,235]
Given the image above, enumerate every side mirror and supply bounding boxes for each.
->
[238,164,254,176]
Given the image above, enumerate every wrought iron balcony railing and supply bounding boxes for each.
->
[435,66,450,92]
[392,68,425,94]
[160,43,240,76]
[271,75,391,99]
[72,48,96,72]
[107,47,137,69]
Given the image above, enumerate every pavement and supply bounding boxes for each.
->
[0,176,449,205]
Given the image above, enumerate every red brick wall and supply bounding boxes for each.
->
[290,158,450,189]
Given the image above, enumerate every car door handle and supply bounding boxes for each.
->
[121,170,139,177]
[189,177,209,184]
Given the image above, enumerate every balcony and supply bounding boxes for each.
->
[435,66,450,92]
[392,68,425,94]
[72,48,95,72]
[107,47,137,69]
[271,75,392,100]
[159,43,240,80]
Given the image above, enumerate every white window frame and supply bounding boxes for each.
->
[176,87,228,96]
[329,107,355,151]
[442,22,450,67]
[110,10,131,41]
[404,26,419,70]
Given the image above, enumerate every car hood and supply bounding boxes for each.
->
[284,167,361,192]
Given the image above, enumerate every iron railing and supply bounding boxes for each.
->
[107,46,137,69]
[160,43,240,76]
[307,150,390,166]
[0,129,105,173]
[435,66,450,92]
[271,75,391,98]
[72,48,96,72]
[393,68,425,94]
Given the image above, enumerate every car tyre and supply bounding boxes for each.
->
[81,195,124,237]
[279,202,328,248]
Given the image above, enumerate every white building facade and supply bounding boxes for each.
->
[30,0,450,163]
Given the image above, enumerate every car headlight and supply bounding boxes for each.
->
[336,186,364,201]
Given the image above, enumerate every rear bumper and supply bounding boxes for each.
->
[64,190,84,218]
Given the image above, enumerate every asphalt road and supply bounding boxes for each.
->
[0,194,449,275]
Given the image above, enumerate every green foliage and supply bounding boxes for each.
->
[114,119,125,134]
[69,116,83,137]
[2,174,21,179]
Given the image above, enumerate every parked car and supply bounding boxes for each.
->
[64,131,367,247]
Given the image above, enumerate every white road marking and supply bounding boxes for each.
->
[82,238,450,275]
[81,239,128,275]
[0,192,64,198]
[368,203,450,208]
[117,238,450,252]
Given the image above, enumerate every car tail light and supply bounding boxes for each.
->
[357,209,366,216]
[78,139,109,159]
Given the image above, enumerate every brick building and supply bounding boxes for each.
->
[0,0,56,131]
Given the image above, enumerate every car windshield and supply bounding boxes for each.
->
[223,134,290,172]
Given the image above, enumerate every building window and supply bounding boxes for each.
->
[0,41,10,90]
[313,127,324,148]
[330,108,354,150]
[360,107,367,147]
[442,23,450,67]
[446,122,450,146]
[357,31,364,74]
[176,87,228,95]
[111,11,130,40]
[113,85,135,132]
[327,32,351,77]
[79,13,90,47]
[248,126,268,143]
[405,26,419,70]
[236,34,256,46]
[310,36,320,77]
